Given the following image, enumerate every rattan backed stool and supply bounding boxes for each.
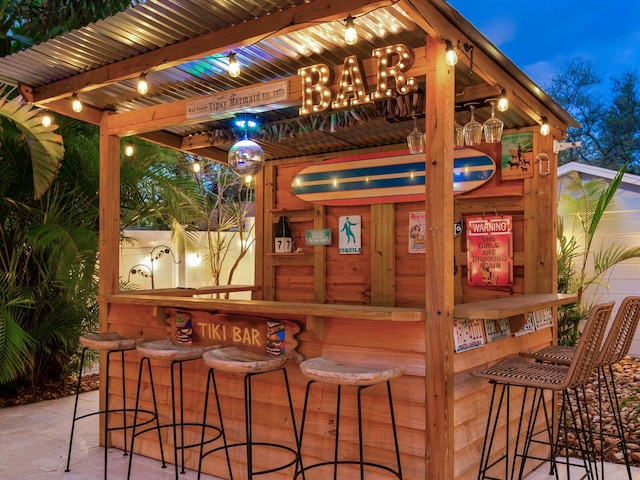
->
[294,357,404,480]
[472,301,614,480]
[126,339,221,480]
[520,296,640,480]
[196,344,301,480]
[65,332,144,480]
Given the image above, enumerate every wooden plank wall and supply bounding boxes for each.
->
[105,131,556,480]
[261,136,554,480]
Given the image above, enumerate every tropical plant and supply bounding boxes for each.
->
[185,160,255,293]
[556,164,640,345]
[0,85,64,199]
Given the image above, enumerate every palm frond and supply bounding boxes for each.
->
[0,85,64,199]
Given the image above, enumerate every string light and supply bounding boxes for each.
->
[344,14,358,45]
[71,93,83,113]
[137,73,149,94]
[41,112,53,127]
[445,39,458,66]
[124,142,134,156]
[540,116,550,136]
[497,88,509,112]
[192,160,201,173]
[227,52,240,78]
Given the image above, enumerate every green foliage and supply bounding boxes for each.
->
[182,161,255,291]
[0,85,64,199]
[548,58,640,172]
[556,165,640,345]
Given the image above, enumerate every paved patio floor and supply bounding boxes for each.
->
[1,390,638,479]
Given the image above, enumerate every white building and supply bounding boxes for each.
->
[558,162,640,356]
[120,228,255,299]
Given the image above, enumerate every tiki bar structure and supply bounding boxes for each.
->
[0,0,580,479]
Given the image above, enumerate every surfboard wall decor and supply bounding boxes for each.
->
[291,148,496,206]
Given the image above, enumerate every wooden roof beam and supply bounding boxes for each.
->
[29,0,394,105]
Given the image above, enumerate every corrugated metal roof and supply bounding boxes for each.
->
[0,0,577,161]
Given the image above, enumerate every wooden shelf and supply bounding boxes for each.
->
[454,293,577,320]
[101,294,424,321]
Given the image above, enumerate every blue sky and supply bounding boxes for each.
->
[448,1,640,95]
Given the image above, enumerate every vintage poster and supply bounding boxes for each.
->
[466,216,513,287]
[501,132,534,180]
[338,215,361,254]
[408,212,426,253]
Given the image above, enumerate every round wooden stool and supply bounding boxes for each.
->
[294,356,404,480]
[126,339,221,480]
[197,346,300,480]
[65,332,144,480]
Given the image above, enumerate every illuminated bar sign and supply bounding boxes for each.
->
[298,43,417,115]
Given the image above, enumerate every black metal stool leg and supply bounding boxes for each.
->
[293,380,314,480]
[197,368,232,480]
[65,346,88,472]
[605,364,633,480]
[478,382,508,480]
[333,384,342,480]
[127,357,166,480]
[357,386,365,480]
[120,350,129,457]
[103,350,111,480]
[386,380,403,480]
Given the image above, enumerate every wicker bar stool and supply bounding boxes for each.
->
[472,301,614,480]
[197,346,300,480]
[127,339,220,480]
[65,332,144,480]
[520,296,640,479]
[294,357,404,480]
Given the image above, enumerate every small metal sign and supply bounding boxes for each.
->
[305,229,331,246]
[338,215,361,254]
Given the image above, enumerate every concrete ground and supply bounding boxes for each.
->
[1,390,638,479]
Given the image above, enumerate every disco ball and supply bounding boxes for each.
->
[228,139,265,176]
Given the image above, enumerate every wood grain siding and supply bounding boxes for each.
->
[104,131,558,479]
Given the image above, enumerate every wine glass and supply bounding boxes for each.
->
[454,122,465,147]
[464,104,482,146]
[407,116,425,154]
[483,100,504,143]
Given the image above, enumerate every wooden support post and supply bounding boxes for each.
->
[98,112,121,447]
[424,35,455,479]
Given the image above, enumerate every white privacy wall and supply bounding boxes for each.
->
[558,163,640,356]
[120,228,255,300]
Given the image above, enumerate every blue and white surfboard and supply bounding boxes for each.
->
[291,148,496,206]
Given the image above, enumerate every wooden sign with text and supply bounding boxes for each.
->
[165,308,300,358]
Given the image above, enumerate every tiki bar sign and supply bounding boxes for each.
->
[298,43,416,115]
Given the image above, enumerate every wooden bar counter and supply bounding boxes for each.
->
[99,290,574,480]
[100,290,428,479]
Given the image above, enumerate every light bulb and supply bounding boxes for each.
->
[540,117,550,136]
[228,52,240,78]
[192,160,201,173]
[137,74,148,94]
[124,143,134,157]
[445,39,458,66]
[497,88,509,112]
[41,113,52,128]
[71,94,83,113]
[344,15,357,45]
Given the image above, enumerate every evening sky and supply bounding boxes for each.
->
[448,0,640,96]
